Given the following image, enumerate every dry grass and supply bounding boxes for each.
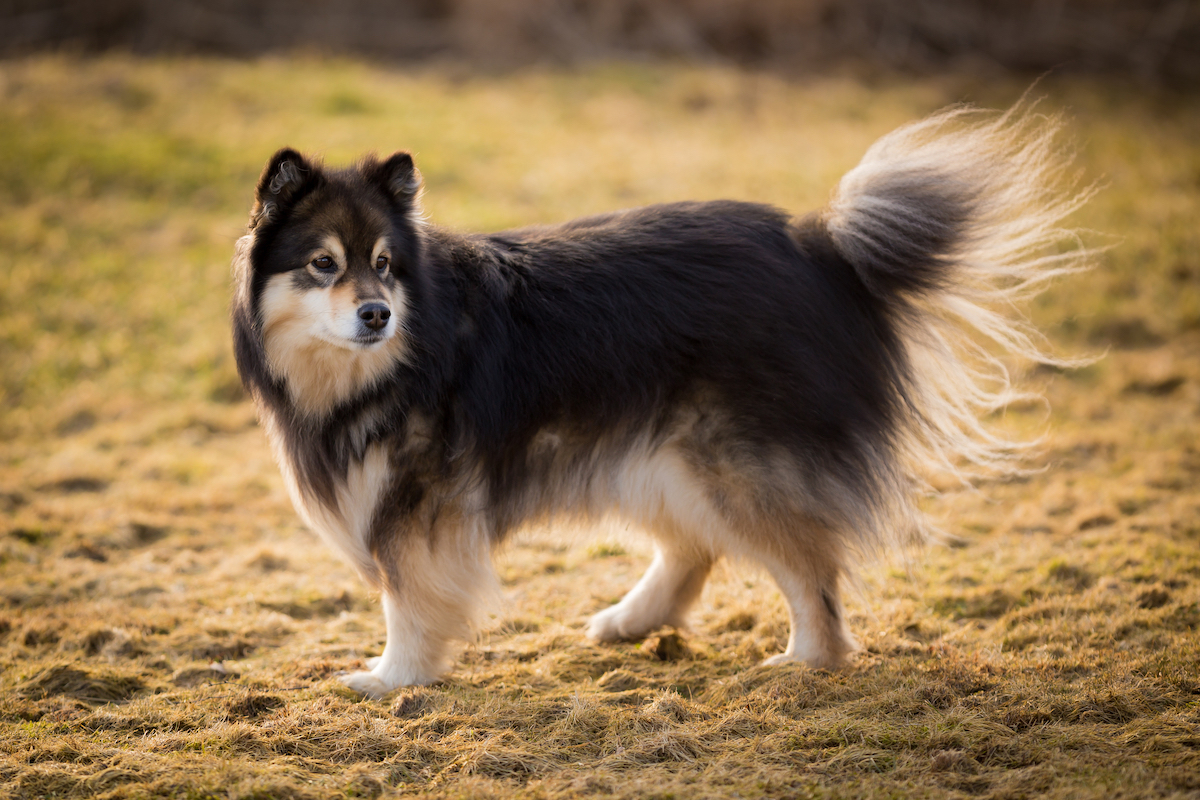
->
[1,56,1199,799]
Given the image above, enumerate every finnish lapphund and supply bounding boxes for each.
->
[231,104,1093,698]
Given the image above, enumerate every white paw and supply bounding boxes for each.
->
[365,656,383,670]
[761,650,845,670]
[586,605,621,642]
[587,604,656,642]
[338,670,394,700]
[761,652,802,667]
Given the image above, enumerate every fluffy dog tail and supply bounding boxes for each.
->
[824,102,1099,489]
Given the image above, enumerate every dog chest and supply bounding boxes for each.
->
[262,412,391,580]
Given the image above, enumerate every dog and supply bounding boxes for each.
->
[231,103,1092,698]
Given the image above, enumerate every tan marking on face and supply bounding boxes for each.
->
[304,236,346,281]
[372,237,391,279]
[328,278,365,321]
[321,235,346,273]
[259,271,409,418]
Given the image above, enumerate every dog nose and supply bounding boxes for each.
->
[358,303,391,331]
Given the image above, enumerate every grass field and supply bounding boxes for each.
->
[1,56,1199,799]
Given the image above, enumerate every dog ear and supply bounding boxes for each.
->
[365,152,423,211]
[250,148,319,229]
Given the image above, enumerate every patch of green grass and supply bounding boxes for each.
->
[1,55,1199,799]
[587,542,629,559]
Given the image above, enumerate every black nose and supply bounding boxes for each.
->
[358,303,391,331]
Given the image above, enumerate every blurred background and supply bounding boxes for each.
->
[3,0,1198,83]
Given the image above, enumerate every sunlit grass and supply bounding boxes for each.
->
[1,55,1198,799]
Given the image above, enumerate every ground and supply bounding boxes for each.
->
[1,57,1198,799]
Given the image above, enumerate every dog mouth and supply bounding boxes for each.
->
[312,323,393,350]
[351,332,389,347]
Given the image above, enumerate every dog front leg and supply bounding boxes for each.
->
[339,590,448,698]
[340,530,493,699]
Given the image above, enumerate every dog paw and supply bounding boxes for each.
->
[760,652,801,667]
[586,606,622,642]
[587,604,651,642]
[761,651,845,670]
[338,670,394,700]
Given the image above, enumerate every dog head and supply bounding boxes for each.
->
[234,148,424,417]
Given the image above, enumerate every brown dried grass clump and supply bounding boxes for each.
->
[18,664,146,705]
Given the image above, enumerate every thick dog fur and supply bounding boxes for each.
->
[231,104,1094,698]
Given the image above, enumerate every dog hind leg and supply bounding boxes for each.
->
[758,542,855,670]
[586,542,712,642]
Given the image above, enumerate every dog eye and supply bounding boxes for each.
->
[311,255,336,272]
[376,255,390,274]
